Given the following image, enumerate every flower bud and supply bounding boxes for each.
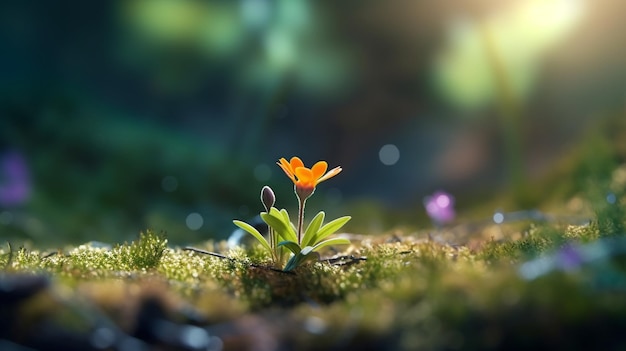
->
[260,186,275,212]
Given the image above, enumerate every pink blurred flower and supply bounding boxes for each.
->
[424,191,455,224]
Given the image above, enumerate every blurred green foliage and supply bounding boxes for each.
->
[0,0,625,248]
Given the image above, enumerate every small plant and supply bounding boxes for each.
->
[117,230,168,270]
[234,157,351,271]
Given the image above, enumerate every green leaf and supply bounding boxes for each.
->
[311,237,351,252]
[269,206,283,218]
[302,211,325,247]
[311,216,351,245]
[277,240,301,255]
[280,208,291,224]
[300,245,314,256]
[283,209,299,233]
[271,209,298,242]
[283,246,318,271]
[232,220,272,253]
[260,213,287,240]
[261,209,297,243]
[280,208,299,236]
[284,255,300,272]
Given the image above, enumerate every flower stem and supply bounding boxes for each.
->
[297,197,306,245]
[269,227,277,262]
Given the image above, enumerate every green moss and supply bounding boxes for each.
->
[2,156,626,350]
[2,220,626,351]
[114,230,168,270]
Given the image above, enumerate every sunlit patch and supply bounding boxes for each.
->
[379,144,400,166]
[186,212,204,231]
[434,0,585,110]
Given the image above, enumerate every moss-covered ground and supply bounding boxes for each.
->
[3,207,626,351]
[2,119,626,351]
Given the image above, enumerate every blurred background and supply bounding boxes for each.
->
[0,0,624,246]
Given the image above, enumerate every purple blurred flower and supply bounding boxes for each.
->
[556,244,583,271]
[424,191,455,224]
[0,151,31,207]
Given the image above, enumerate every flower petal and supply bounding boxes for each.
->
[290,157,304,170]
[278,158,293,173]
[311,161,328,180]
[317,166,342,183]
[277,158,296,182]
[295,167,314,183]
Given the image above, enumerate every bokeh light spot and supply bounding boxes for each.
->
[90,327,116,349]
[493,212,504,224]
[186,212,204,231]
[179,325,210,349]
[266,30,295,68]
[606,193,617,204]
[379,144,400,166]
[304,316,327,335]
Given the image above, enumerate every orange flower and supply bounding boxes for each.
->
[277,157,342,199]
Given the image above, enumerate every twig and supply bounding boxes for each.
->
[183,247,233,261]
[41,251,59,259]
[183,247,295,275]
[322,255,367,266]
